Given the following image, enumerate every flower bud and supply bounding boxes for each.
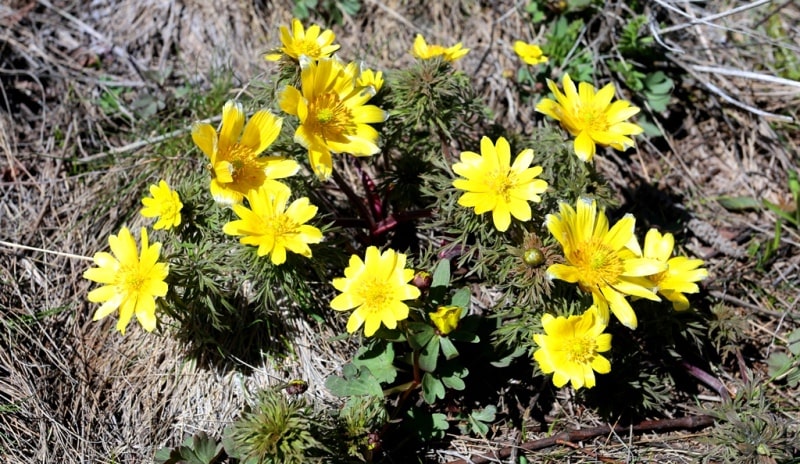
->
[430,305,462,335]
[411,271,432,292]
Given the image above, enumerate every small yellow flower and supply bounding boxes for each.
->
[265,18,340,62]
[535,74,644,162]
[533,306,612,389]
[357,68,384,93]
[452,136,548,232]
[546,199,666,329]
[192,101,299,205]
[83,227,169,335]
[330,246,421,337]
[140,180,182,230]
[513,40,548,66]
[411,34,470,62]
[279,58,387,180]
[222,185,323,265]
[429,305,462,335]
[642,229,709,311]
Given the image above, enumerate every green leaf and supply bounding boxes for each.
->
[405,407,449,441]
[439,362,468,391]
[439,336,459,360]
[471,404,497,423]
[766,351,794,380]
[431,258,451,287]
[353,341,398,384]
[468,405,497,437]
[407,322,435,350]
[450,287,471,308]
[191,432,221,463]
[325,364,383,397]
[490,346,527,368]
[418,336,440,372]
[787,328,800,356]
[421,372,445,404]
[764,200,799,225]
[717,196,762,211]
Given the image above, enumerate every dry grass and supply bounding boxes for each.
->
[1,0,798,462]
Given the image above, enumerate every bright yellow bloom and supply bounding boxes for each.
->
[533,306,612,389]
[535,74,644,162]
[192,101,299,205]
[222,185,323,265]
[411,34,470,62]
[83,227,168,335]
[452,136,548,232]
[330,246,421,337]
[430,305,462,335]
[279,58,387,180]
[513,40,548,66]
[642,229,709,311]
[546,199,666,329]
[140,180,182,230]
[265,18,340,62]
[357,68,384,93]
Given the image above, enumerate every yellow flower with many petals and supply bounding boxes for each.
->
[140,180,182,230]
[83,227,168,335]
[545,199,666,329]
[265,18,340,62]
[411,34,470,62]
[192,101,299,205]
[429,305,462,335]
[533,306,612,389]
[330,246,421,336]
[535,74,644,162]
[513,40,548,65]
[222,185,323,265]
[279,58,387,180]
[452,136,548,232]
[642,229,709,311]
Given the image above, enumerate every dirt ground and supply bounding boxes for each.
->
[1,0,799,462]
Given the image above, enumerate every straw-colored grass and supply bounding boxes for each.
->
[1,0,798,462]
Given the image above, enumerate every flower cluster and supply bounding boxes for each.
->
[81,16,712,434]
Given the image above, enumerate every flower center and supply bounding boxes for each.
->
[299,39,322,58]
[580,107,609,133]
[487,170,514,202]
[120,264,146,294]
[270,214,298,237]
[566,336,596,364]
[308,93,356,143]
[570,239,623,288]
[217,142,266,191]
[358,277,391,310]
[317,108,334,124]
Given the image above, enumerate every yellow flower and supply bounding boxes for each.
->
[140,180,182,230]
[265,18,340,62]
[545,199,666,329]
[357,68,384,93]
[429,305,462,335]
[513,40,548,65]
[330,246,421,337]
[411,34,470,62]
[535,74,644,162]
[83,227,168,335]
[279,58,387,180]
[642,229,709,311]
[192,101,299,205]
[222,185,323,265]
[452,136,548,232]
[533,306,612,389]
